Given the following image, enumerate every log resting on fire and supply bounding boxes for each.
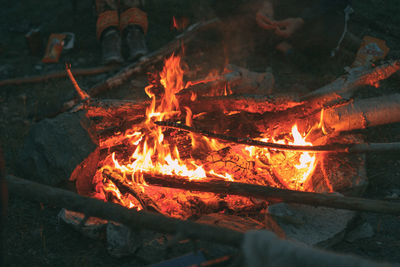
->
[155,121,400,153]
[84,94,298,119]
[260,61,400,131]
[176,64,275,96]
[322,93,400,133]
[143,174,400,215]
[6,174,243,247]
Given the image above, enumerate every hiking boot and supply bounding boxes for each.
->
[124,25,148,61]
[101,28,123,65]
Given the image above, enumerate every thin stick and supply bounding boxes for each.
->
[143,173,400,215]
[0,65,117,87]
[6,174,244,247]
[66,64,90,100]
[155,121,400,153]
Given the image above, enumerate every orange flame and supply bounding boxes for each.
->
[94,52,320,211]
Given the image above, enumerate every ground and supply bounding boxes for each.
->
[1,0,400,266]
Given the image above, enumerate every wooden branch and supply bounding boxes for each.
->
[191,94,299,115]
[66,64,90,101]
[176,64,274,97]
[57,19,220,116]
[102,169,163,214]
[259,61,400,131]
[6,174,244,247]
[143,174,400,215]
[301,60,400,106]
[85,98,150,118]
[84,94,297,121]
[0,65,117,87]
[154,121,400,153]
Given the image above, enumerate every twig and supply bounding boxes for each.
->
[66,64,90,101]
[0,65,117,87]
[155,121,400,153]
[6,175,244,247]
[143,173,400,215]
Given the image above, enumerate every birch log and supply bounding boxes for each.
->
[323,94,400,133]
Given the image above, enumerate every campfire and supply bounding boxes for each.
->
[82,53,321,218]
[67,50,400,221]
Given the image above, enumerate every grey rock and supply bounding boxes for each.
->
[17,111,97,185]
[58,208,108,240]
[267,203,356,248]
[106,222,142,258]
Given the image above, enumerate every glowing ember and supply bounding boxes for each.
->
[92,52,319,214]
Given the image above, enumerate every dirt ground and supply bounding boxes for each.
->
[1,0,400,266]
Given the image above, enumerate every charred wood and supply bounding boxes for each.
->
[259,61,400,132]
[102,169,162,213]
[143,174,400,215]
[177,64,275,97]
[155,121,400,153]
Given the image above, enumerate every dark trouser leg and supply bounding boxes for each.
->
[95,0,123,64]
[119,1,148,61]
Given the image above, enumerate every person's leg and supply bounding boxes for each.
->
[119,0,148,61]
[95,0,123,64]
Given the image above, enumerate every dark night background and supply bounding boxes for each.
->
[0,0,400,266]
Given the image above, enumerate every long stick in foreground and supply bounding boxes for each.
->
[143,174,400,215]
[6,175,243,247]
[155,121,400,153]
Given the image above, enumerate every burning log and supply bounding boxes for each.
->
[322,94,400,133]
[154,121,400,153]
[260,61,400,132]
[83,94,295,121]
[84,98,150,119]
[177,64,275,97]
[102,169,162,213]
[189,94,299,115]
[6,174,244,247]
[142,174,400,215]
